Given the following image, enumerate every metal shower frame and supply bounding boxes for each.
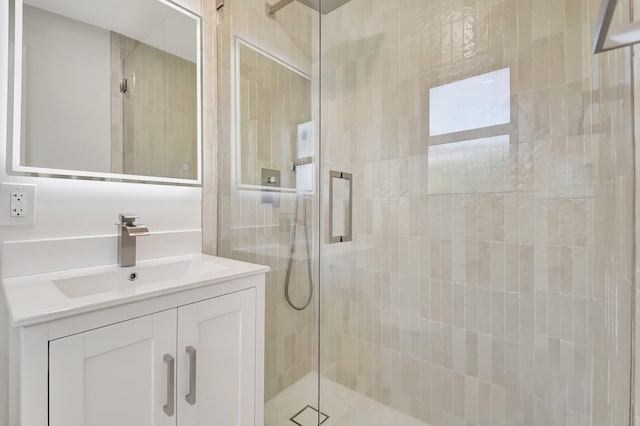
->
[594,0,640,53]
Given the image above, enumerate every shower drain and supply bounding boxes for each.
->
[289,405,329,426]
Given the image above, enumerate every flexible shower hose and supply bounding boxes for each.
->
[284,193,314,311]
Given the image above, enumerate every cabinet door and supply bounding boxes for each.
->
[177,289,257,426]
[49,310,178,426]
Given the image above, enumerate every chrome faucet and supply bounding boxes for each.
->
[118,214,150,267]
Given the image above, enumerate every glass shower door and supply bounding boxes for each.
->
[215,0,635,424]
[318,0,635,425]
[215,1,322,425]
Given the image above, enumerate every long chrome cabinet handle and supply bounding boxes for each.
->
[185,346,197,405]
[163,354,175,417]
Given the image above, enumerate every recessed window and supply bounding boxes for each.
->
[429,68,510,139]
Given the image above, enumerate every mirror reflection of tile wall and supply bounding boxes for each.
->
[238,43,312,189]
[121,40,198,180]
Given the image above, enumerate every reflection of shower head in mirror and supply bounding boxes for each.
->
[294,161,314,193]
[291,157,313,171]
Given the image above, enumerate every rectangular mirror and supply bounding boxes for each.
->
[7,0,202,185]
[235,38,314,193]
[329,170,352,243]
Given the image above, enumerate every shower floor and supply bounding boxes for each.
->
[265,373,430,426]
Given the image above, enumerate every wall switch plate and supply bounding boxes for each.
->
[1,184,36,226]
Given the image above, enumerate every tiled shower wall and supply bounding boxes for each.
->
[319,0,633,425]
[216,0,319,401]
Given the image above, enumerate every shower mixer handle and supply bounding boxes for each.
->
[291,157,313,171]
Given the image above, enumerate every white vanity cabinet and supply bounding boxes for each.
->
[48,289,257,426]
[49,310,179,426]
[177,289,257,426]
[3,254,267,426]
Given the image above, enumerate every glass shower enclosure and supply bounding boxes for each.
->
[217,0,636,425]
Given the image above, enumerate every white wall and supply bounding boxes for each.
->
[22,5,111,173]
[0,1,203,425]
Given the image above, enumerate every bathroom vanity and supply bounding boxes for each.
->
[2,254,268,426]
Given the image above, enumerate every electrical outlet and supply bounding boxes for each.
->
[1,184,36,226]
[10,207,25,217]
[10,191,27,219]
[12,192,26,203]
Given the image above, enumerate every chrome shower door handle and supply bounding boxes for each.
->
[163,354,175,417]
[329,170,353,244]
[185,346,197,405]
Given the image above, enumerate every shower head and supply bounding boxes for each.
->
[266,0,352,17]
[300,0,352,14]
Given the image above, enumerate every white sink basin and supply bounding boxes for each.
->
[2,254,269,327]
[54,259,228,299]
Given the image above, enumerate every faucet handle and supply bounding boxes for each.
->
[119,213,140,225]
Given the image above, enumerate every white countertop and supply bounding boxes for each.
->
[2,253,269,327]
